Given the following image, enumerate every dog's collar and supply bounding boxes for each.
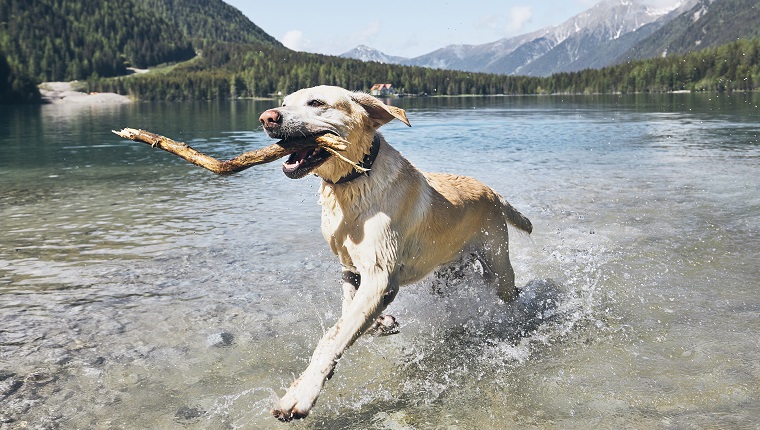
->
[325,134,381,185]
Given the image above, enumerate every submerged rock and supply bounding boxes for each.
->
[206,332,234,348]
[0,371,23,402]
[175,405,205,423]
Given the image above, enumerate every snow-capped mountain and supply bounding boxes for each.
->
[513,0,700,75]
[403,29,551,73]
[617,0,760,62]
[340,45,409,64]
[342,0,698,76]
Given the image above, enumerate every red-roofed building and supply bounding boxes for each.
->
[370,83,395,96]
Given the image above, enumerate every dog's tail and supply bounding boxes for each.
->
[500,196,533,234]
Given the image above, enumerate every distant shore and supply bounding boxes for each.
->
[39,81,132,105]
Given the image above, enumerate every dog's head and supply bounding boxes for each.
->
[259,85,410,183]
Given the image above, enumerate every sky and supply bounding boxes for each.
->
[224,0,685,59]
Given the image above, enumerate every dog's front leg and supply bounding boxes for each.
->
[273,270,398,421]
[341,269,399,335]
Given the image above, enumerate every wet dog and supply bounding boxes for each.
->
[259,85,532,420]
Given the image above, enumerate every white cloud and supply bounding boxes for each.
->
[507,6,533,33]
[473,6,533,40]
[319,21,384,56]
[475,14,499,30]
[355,20,382,43]
[284,21,383,56]
[281,30,311,51]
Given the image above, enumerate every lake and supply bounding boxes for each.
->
[1,93,759,429]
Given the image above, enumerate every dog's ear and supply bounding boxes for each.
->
[351,92,411,128]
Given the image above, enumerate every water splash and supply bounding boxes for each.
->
[322,241,614,419]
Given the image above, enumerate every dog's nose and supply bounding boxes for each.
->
[259,109,281,126]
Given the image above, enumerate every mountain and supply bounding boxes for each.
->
[411,0,698,75]
[515,0,698,75]
[340,45,409,64]
[618,0,760,61]
[134,0,282,48]
[0,0,194,82]
[404,30,549,73]
[343,0,698,76]
[0,0,278,83]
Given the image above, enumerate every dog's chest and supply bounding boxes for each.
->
[319,188,358,260]
[319,185,390,270]
[320,195,344,245]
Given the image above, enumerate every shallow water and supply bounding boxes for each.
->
[1,94,758,429]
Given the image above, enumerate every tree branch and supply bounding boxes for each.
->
[112,128,352,176]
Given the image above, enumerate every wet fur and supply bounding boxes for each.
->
[260,85,532,421]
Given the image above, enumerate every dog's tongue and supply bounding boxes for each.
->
[283,147,311,172]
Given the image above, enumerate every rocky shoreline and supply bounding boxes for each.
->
[39,81,132,105]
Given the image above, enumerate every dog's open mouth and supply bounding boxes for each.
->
[282,141,332,179]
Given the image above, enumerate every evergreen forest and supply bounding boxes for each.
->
[87,38,760,100]
[0,51,39,103]
[0,0,195,82]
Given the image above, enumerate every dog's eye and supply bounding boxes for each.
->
[307,99,325,108]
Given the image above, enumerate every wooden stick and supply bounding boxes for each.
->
[112,128,351,176]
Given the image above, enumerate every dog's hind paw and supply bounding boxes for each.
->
[272,406,308,422]
[366,314,399,336]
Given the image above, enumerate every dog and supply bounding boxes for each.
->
[259,85,532,421]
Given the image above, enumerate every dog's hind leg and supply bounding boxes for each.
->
[475,225,518,303]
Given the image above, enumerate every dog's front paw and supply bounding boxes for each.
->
[272,377,323,421]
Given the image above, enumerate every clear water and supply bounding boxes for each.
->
[1,94,758,429]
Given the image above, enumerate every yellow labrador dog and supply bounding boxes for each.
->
[259,85,532,421]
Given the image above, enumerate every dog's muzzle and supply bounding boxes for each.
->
[259,109,335,179]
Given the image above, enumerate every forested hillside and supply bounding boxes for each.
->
[133,0,281,48]
[551,38,760,93]
[0,0,278,83]
[87,38,760,99]
[0,0,194,82]
[0,51,39,104]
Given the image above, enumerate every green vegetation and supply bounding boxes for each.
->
[0,0,195,82]
[87,38,760,100]
[133,0,281,48]
[0,0,758,104]
[0,0,278,103]
[548,38,760,94]
[0,51,39,104]
[0,0,278,84]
